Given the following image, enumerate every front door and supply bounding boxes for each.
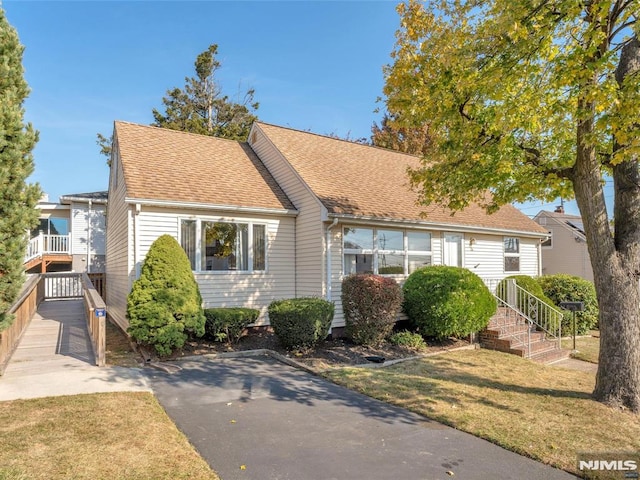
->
[443,233,463,267]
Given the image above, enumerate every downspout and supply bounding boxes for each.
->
[134,204,141,279]
[325,218,339,302]
[537,238,542,277]
[87,200,92,273]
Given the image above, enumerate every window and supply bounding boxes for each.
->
[343,227,432,276]
[504,237,520,272]
[343,228,373,275]
[181,220,196,270]
[31,217,69,237]
[180,219,266,272]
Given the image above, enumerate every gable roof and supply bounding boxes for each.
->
[255,122,548,235]
[114,122,295,212]
[535,211,586,238]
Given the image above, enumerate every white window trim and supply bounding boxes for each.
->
[504,236,521,273]
[342,226,432,277]
[178,217,268,274]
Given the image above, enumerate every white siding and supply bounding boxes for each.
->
[135,206,296,325]
[70,203,106,256]
[329,227,542,329]
[249,125,325,298]
[105,149,133,331]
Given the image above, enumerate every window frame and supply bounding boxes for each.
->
[503,236,521,273]
[179,217,268,274]
[342,226,432,277]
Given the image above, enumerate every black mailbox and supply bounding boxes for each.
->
[559,301,584,312]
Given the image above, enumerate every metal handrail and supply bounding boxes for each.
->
[482,278,564,357]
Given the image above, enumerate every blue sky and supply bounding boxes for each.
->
[5,0,589,216]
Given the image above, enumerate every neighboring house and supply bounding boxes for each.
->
[25,191,107,273]
[105,121,549,334]
[534,208,593,282]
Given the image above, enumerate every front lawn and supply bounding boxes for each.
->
[326,349,639,475]
[0,392,219,480]
[562,332,600,364]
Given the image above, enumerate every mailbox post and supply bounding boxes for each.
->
[558,301,584,350]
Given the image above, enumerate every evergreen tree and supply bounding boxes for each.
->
[152,44,258,140]
[127,235,205,357]
[0,9,41,329]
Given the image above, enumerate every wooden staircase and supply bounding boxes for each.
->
[480,306,570,363]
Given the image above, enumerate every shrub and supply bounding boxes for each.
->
[389,330,426,350]
[341,274,403,346]
[204,307,259,343]
[537,274,599,335]
[127,235,205,356]
[268,297,334,350]
[402,266,496,339]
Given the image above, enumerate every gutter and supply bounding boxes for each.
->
[325,218,339,302]
[327,213,549,239]
[125,197,298,217]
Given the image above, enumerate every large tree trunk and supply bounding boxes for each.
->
[576,37,640,412]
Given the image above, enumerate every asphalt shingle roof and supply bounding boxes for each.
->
[256,122,548,234]
[114,121,295,211]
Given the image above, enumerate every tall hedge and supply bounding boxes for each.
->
[342,274,403,346]
[537,274,599,335]
[127,235,205,356]
[403,266,496,339]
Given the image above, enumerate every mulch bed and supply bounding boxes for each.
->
[176,328,470,369]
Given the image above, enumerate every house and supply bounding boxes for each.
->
[533,208,593,282]
[105,121,549,334]
[25,191,107,273]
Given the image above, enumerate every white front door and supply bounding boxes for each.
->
[443,233,463,267]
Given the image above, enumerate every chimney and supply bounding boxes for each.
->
[554,205,564,214]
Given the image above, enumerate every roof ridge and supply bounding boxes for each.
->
[114,120,248,145]
[255,121,422,159]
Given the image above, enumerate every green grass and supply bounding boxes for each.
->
[562,331,599,364]
[0,392,219,480]
[326,349,640,475]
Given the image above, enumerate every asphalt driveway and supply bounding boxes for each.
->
[150,354,576,480]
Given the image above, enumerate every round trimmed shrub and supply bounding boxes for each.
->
[402,266,496,339]
[537,274,599,335]
[341,274,403,346]
[127,235,205,356]
[268,297,334,350]
[204,307,259,344]
[389,330,426,350]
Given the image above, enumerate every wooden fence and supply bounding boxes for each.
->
[87,273,106,300]
[0,275,44,375]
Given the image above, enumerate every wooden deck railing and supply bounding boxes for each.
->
[1,273,107,373]
[81,273,106,367]
[0,275,45,375]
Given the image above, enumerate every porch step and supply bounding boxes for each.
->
[480,306,569,364]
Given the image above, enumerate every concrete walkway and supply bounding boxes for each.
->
[0,299,150,401]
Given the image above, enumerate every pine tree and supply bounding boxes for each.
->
[152,44,259,140]
[0,8,41,329]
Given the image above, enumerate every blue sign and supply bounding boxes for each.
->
[95,308,106,317]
